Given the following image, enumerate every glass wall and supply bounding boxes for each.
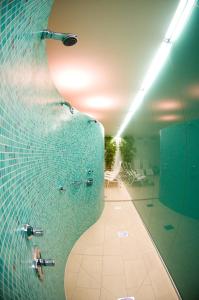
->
[122,7,199,300]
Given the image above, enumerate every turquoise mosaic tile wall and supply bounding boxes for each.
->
[0,1,104,300]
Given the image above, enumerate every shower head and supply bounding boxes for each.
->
[48,101,74,114]
[88,119,97,124]
[62,34,78,46]
[41,29,77,46]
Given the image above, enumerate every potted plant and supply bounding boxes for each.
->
[105,136,116,170]
[120,135,136,164]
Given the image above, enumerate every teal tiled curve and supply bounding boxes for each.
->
[0,1,104,300]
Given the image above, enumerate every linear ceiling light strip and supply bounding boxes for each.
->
[115,0,196,139]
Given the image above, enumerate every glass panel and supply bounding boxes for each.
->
[122,7,199,300]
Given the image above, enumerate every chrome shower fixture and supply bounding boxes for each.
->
[60,101,74,114]
[88,119,97,124]
[22,224,43,240]
[50,101,74,114]
[41,29,78,46]
[59,186,66,192]
[32,247,55,281]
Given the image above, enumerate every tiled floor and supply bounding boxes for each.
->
[64,181,179,300]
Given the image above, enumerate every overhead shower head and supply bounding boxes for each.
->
[41,29,77,46]
[62,33,78,46]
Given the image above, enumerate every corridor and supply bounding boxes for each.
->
[65,182,179,300]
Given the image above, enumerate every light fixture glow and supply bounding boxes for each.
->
[141,42,172,93]
[166,0,195,42]
[157,115,182,122]
[85,96,114,109]
[115,0,195,138]
[153,99,182,110]
[187,84,199,98]
[55,69,92,90]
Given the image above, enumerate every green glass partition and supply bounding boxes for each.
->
[123,7,199,300]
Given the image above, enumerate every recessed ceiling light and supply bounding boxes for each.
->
[85,96,114,109]
[55,68,92,90]
[157,115,182,122]
[153,100,182,110]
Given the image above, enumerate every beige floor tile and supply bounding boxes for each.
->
[64,272,78,300]
[72,238,104,255]
[124,259,149,289]
[104,224,124,241]
[65,183,179,300]
[65,254,82,273]
[103,239,121,256]
[103,256,124,276]
[100,288,115,300]
[127,284,155,300]
[100,287,127,300]
[72,287,100,300]
[81,255,102,276]
[120,237,142,261]
[102,275,126,298]
[83,245,104,255]
[76,268,101,288]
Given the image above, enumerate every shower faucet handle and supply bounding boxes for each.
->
[59,186,66,192]
[32,228,44,237]
[36,258,55,267]
[32,247,55,281]
[22,224,43,239]
[86,178,93,186]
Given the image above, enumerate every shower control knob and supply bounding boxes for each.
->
[36,259,55,267]
[86,178,93,186]
[87,169,93,175]
[59,186,66,192]
[22,224,43,239]
[32,247,55,281]
[32,228,44,237]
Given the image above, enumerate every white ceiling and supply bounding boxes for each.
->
[47,0,179,136]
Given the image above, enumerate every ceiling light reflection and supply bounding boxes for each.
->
[55,69,92,90]
[187,84,199,98]
[157,115,181,122]
[153,100,182,110]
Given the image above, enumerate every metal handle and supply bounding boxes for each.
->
[59,186,66,192]
[86,178,93,186]
[36,259,55,267]
[22,224,43,239]
[32,228,44,237]
[32,247,55,281]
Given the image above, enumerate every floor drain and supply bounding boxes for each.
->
[146,203,154,207]
[118,231,128,238]
[164,224,174,230]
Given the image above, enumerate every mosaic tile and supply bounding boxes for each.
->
[0,1,104,299]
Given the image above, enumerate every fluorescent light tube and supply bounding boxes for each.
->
[141,42,172,93]
[115,0,195,138]
[166,0,195,42]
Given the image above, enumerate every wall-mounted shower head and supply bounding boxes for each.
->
[41,29,77,46]
[49,101,74,114]
[88,119,97,124]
